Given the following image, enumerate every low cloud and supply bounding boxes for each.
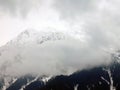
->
[0,0,120,77]
[54,0,120,50]
[0,37,111,76]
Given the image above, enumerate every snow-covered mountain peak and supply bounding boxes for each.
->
[0,28,70,77]
[8,29,67,46]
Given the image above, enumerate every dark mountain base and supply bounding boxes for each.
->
[29,62,120,90]
[5,60,120,90]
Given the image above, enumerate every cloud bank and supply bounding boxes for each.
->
[0,37,111,76]
[0,0,120,76]
[54,0,120,49]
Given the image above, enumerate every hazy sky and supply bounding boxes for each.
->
[0,0,120,48]
[0,0,69,46]
[0,0,119,47]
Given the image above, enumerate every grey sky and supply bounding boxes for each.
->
[0,0,42,16]
[53,0,99,20]
[0,0,66,46]
[54,0,120,49]
[0,0,120,48]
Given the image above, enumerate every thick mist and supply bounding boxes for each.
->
[0,0,120,77]
[0,37,111,76]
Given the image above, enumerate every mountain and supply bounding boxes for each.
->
[36,52,120,90]
[3,55,120,90]
[0,29,75,90]
[0,29,70,75]
[25,56,120,90]
[0,29,120,90]
[6,75,51,90]
[10,29,66,45]
[0,29,69,90]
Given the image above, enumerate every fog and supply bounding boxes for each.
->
[0,0,120,76]
[0,37,111,76]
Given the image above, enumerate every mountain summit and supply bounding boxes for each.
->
[0,28,71,74]
[9,29,67,46]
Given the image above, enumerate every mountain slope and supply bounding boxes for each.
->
[35,58,120,90]
[0,29,120,90]
[4,57,120,90]
[0,29,70,90]
[0,29,72,76]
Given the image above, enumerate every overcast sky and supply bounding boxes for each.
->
[0,0,120,53]
[0,0,67,46]
[0,0,119,48]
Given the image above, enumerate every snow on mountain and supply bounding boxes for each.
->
[0,28,77,89]
[10,29,66,45]
[0,29,70,76]
[1,58,120,90]
[0,28,117,76]
[0,75,17,90]
[0,28,120,90]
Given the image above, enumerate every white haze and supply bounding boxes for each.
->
[0,0,120,76]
